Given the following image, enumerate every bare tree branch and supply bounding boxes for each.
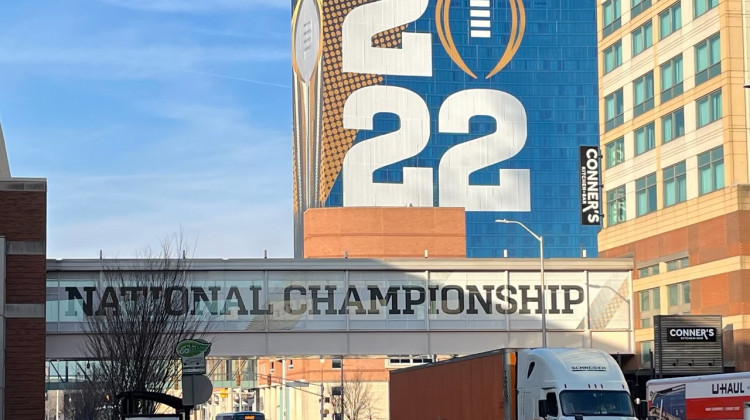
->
[325,371,380,420]
[70,233,208,420]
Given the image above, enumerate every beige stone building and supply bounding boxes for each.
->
[596,0,750,371]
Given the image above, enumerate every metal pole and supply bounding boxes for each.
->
[282,359,287,420]
[540,236,547,348]
[340,358,345,420]
[320,383,325,420]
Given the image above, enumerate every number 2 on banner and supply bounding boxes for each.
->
[342,0,431,76]
[342,86,433,207]
[438,90,530,211]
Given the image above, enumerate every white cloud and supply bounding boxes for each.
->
[95,0,289,12]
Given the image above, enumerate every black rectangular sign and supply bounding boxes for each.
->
[655,315,723,375]
[666,327,718,342]
[579,146,601,225]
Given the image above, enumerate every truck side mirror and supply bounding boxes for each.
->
[636,401,648,420]
[538,400,548,418]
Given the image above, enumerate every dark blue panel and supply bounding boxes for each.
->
[325,0,600,258]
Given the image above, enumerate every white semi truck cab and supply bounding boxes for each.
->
[517,348,639,420]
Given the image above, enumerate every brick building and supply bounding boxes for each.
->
[0,121,47,418]
[596,0,750,371]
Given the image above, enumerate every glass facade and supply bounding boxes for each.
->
[634,122,655,155]
[631,21,653,56]
[695,33,721,85]
[663,161,687,207]
[696,89,722,128]
[660,54,683,103]
[324,1,601,258]
[698,145,725,195]
[603,40,623,74]
[661,108,685,143]
[659,2,682,39]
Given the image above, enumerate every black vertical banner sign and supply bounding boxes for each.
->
[579,146,602,225]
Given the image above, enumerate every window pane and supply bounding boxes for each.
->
[675,57,683,81]
[715,160,725,189]
[696,43,707,70]
[675,109,685,136]
[654,288,661,309]
[683,282,691,303]
[711,91,722,120]
[663,115,673,142]
[668,284,678,306]
[640,291,650,311]
[659,12,670,38]
[662,63,673,88]
[700,166,711,194]
[710,35,720,63]
[697,98,709,127]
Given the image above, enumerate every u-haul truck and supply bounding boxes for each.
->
[647,372,750,420]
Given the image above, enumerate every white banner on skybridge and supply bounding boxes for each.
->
[47,269,631,333]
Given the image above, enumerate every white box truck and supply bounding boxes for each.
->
[647,372,750,420]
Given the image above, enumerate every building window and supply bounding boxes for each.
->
[388,356,433,366]
[668,281,691,314]
[605,89,624,131]
[663,161,687,207]
[634,122,655,156]
[640,287,660,328]
[607,185,627,226]
[632,21,653,56]
[638,264,660,278]
[660,54,683,103]
[661,108,685,144]
[636,173,657,216]
[603,41,623,74]
[695,33,721,85]
[666,257,689,272]
[605,137,625,168]
[659,2,682,39]
[698,145,724,195]
[632,0,652,18]
[694,0,718,18]
[697,89,722,128]
[603,0,622,37]
[633,71,655,116]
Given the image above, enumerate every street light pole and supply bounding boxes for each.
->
[495,219,547,348]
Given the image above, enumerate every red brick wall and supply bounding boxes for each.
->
[5,255,47,304]
[0,191,46,240]
[0,187,47,418]
[601,211,750,370]
[5,319,46,418]
[600,211,750,269]
[303,207,466,258]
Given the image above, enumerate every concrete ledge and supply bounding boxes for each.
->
[6,241,45,255]
[5,303,45,318]
[0,179,47,191]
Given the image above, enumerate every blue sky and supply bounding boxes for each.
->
[0,0,294,258]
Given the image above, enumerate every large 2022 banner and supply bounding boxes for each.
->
[291,0,601,257]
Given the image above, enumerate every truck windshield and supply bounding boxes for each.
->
[560,391,634,417]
